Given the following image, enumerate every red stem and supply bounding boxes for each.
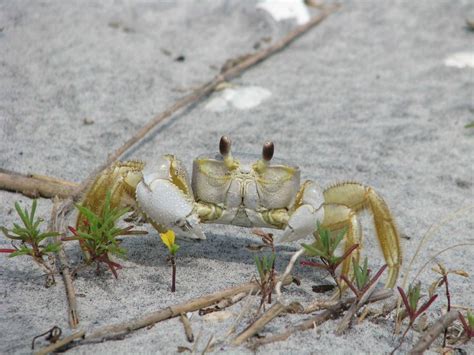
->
[443,274,450,347]
[0,248,16,253]
[171,255,176,292]
[397,287,414,319]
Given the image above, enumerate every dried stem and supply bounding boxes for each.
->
[253,289,393,348]
[49,199,80,328]
[335,272,383,335]
[409,310,458,354]
[276,248,305,302]
[34,276,294,353]
[33,330,85,355]
[199,291,248,315]
[179,313,194,343]
[232,302,287,346]
[0,168,77,199]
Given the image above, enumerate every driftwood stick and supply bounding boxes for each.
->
[200,291,248,315]
[180,313,194,343]
[49,198,80,328]
[76,276,292,346]
[33,330,85,355]
[409,310,458,354]
[232,302,287,346]
[0,169,77,199]
[34,279,291,353]
[253,289,393,348]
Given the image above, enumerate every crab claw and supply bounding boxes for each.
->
[136,156,206,240]
[277,181,325,243]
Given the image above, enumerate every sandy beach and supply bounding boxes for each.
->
[1,1,473,353]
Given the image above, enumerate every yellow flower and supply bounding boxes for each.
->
[160,230,179,255]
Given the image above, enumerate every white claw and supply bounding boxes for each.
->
[277,181,325,243]
[136,158,205,240]
[278,205,323,242]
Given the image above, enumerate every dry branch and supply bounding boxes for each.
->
[252,289,393,348]
[33,330,85,355]
[0,169,77,199]
[180,313,194,343]
[409,310,459,354]
[49,198,80,328]
[232,302,287,346]
[335,273,383,335]
[34,276,293,353]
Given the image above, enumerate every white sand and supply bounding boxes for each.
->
[1,1,473,353]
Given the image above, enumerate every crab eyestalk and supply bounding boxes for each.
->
[254,140,274,173]
[219,135,239,170]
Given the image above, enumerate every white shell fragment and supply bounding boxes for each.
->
[205,86,271,112]
[202,311,234,323]
[444,52,474,69]
[257,0,310,25]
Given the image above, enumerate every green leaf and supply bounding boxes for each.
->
[9,246,33,258]
[29,199,37,226]
[170,244,180,255]
[467,311,474,329]
[255,255,264,280]
[408,282,421,311]
[42,243,62,253]
[15,201,31,229]
[301,243,325,257]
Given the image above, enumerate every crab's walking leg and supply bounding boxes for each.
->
[323,182,401,288]
[320,204,363,282]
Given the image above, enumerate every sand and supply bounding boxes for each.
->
[1,0,473,353]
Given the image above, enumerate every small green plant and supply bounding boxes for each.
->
[160,230,180,292]
[67,192,145,278]
[254,253,276,311]
[340,257,387,299]
[392,282,438,353]
[458,311,474,343]
[301,223,357,293]
[0,200,60,285]
[252,229,277,305]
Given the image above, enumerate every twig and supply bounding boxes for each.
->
[199,291,247,315]
[31,326,62,350]
[335,265,387,335]
[0,169,77,199]
[252,289,393,348]
[232,302,287,346]
[33,330,85,355]
[276,248,305,302]
[201,334,215,354]
[180,313,194,343]
[86,276,291,341]
[49,198,79,328]
[409,310,458,354]
[34,276,293,353]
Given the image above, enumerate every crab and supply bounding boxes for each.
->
[77,136,402,287]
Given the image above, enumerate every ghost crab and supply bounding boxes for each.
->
[78,136,402,288]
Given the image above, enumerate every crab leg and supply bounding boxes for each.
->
[320,204,363,282]
[323,182,401,288]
